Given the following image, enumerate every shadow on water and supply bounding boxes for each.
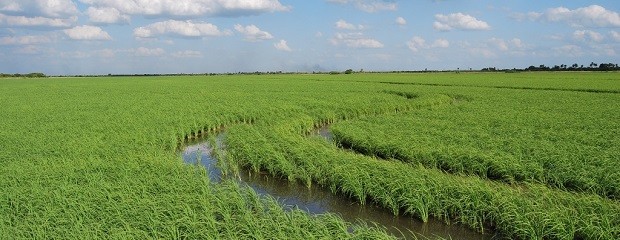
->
[180,131,497,240]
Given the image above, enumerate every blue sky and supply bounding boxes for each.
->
[0,0,619,75]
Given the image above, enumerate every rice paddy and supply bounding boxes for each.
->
[1,72,618,239]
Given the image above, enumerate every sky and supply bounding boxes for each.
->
[0,0,619,75]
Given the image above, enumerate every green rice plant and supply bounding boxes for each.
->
[1,72,618,239]
[224,118,620,239]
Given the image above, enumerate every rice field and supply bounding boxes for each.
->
[1,72,618,239]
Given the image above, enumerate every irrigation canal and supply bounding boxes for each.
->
[180,127,496,240]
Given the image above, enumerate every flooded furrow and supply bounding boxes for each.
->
[180,131,496,240]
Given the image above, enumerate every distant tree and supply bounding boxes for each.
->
[25,72,46,78]
[590,62,598,68]
[344,69,353,74]
[598,63,619,71]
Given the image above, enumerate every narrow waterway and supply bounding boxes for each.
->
[180,130,496,240]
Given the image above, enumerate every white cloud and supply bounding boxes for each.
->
[0,35,50,45]
[591,44,617,56]
[573,30,604,42]
[0,13,76,28]
[60,50,93,59]
[274,39,291,51]
[326,0,397,12]
[131,47,165,57]
[59,49,117,58]
[511,38,523,48]
[14,45,46,54]
[134,20,229,38]
[527,5,620,28]
[97,49,116,58]
[0,0,78,18]
[64,25,112,41]
[488,37,508,51]
[171,50,202,58]
[331,32,383,48]
[0,2,20,12]
[553,44,583,57]
[469,47,497,58]
[431,38,450,48]
[485,38,527,55]
[335,19,363,30]
[77,0,290,18]
[234,24,273,42]
[86,7,130,24]
[434,13,491,31]
[611,31,620,42]
[406,36,426,52]
[407,36,449,52]
[395,17,406,26]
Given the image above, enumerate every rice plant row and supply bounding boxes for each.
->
[1,73,617,239]
[225,121,620,240]
[328,86,620,200]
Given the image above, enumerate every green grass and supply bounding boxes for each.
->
[330,86,620,199]
[0,76,398,239]
[1,72,618,239]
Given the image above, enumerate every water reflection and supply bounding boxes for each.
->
[180,133,496,240]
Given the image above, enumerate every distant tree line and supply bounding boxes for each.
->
[482,62,619,72]
[0,72,46,78]
[3,62,618,78]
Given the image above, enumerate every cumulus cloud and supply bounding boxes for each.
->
[234,24,273,42]
[326,0,397,12]
[0,13,76,28]
[274,39,291,51]
[64,25,112,40]
[573,30,604,42]
[468,47,497,58]
[433,13,490,31]
[511,38,523,48]
[431,38,450,48]
[131,47,165,57]
[335,19,363,30]
[485,38,526,55]
[78,0,290,18]
[0,0,78,18]
[60,49,114,58]
[172,50,202,58]
[331,32,383,48]
[134,20,229,38]
[0,35,51,45]
[523,5,620,28]
[395,17,406,26]
[406,36,425,52]
[611,31,620,42]
[488,37,509,51]
[407,36,449,52]
[86,7,130,24]
[553,44,583,57]
[0,1,78,29]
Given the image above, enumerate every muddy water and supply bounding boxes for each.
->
[181,132,496,240]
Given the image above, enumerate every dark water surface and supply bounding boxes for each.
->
[180,132,496,240]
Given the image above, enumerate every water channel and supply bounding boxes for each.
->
[180,127,497,240]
